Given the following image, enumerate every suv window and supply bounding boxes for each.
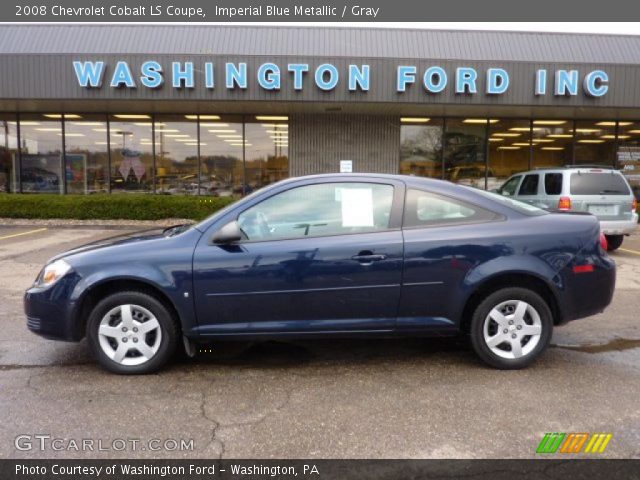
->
[518,174,539,196]
[404,189,498,227]
[544,173,563,195]
[238,182,394,241]
[499,176,521,197]
[570,172,631,195]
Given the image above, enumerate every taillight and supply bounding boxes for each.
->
[600,232,608,251]
[558,197,572,210]
[633,197,638,211]
[573,264,595,274]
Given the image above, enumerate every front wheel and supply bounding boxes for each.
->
[469,287,553,369]
[605,234,624,252]
[87,291,178,374]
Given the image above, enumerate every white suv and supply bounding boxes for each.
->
[497,166,638,251]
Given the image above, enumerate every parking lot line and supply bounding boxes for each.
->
[0,227,48,241]
[619,248,640,256]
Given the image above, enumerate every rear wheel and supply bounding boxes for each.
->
[469,287,553,369]
[87,291,178,374]
[605,234,624,252]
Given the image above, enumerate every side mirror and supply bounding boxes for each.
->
[212,220,242,244]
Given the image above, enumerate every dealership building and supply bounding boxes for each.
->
[1,24,640,196]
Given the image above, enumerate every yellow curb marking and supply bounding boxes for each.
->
[0,227,48,241]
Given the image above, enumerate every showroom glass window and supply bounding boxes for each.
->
[244,116,289,193]
[154,115,198,194]
[63,114,109,194]
[109,115,153,193]
[443,118,488,188]
[400,118,443,178]
[488,119,531,190]
[0,114,19,193]
[574,120,616,166]
[19,114,63,193]
[199,115,244,196]
[616,121,640,200]
[531,120,573,168]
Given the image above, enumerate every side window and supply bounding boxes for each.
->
[499,175,521,197]
[237,182,394,241]
[518,174,540,196]
[403,189,499,228]
[544,173,563,195]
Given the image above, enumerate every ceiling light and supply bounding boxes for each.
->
[615,135,631,139]
[94,141,108,145]
[255,116,288,121]
[185,115,220,120]
[71,122,103,126]
[498,146,520,150]
[16,121,40,126]
[578,139,605,143]
[208,129,236,133]
[133,122,154,126]
[113,114,151,119]
[512,143,531,147]
[401,117,430,123]
[218,134,243,138]
[510,127,542,132]
[184,142,199,145]
[201,123,229,127]
[541,147,565,151]
[92,128,108,132]
[463,118,498,124]
[261,123,288,128]
[531,139,554,143]
[164,134,190,138]
[155,129,180,133]
[596,121,632,127]
[533,120,567,125]
[230,143,251,146]
[44,114,81,119]
[627,130,640,134]
[547,134,573,138]
[492,133,521,137]
[488,138,504,142]
[574,128,601,133]
[59,133,84,137]
[35,128,62,132]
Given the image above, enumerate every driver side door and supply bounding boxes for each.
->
[192,179,405,336]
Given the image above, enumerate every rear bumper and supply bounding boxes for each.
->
[600,214,638,235]
[557,256,616,324]
[24,273,84,342]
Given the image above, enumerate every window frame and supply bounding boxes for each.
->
[401,188,504,230]
[498,175,522,197]
[230,179,405,244]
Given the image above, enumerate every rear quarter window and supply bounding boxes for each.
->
[570,172,631,195]
[544,173,563,195]
[404,189,500,228]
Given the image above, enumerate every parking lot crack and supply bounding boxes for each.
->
[198,389,225,459]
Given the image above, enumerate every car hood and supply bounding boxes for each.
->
[47,225,191,264]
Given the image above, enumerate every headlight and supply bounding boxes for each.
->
[35,259,72,288]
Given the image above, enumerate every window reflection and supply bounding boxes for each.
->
[245,118,289,193]
[400,119,443,178]
[574,120,616,166]
[64,114,108,194]
[531,120,573,168]
[489,119,530,189]
[154,115,198,195]
[19,114,63,193]
[199,115,244,197]
[444,118,488,188]
[0,115,18,193]
[109,116,153,193]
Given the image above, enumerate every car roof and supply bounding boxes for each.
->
[279,172,451,188]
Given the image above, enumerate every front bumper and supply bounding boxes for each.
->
[24,272,84,342]
[600,214,638,235]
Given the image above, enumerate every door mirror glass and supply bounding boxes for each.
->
[212,221,243,244]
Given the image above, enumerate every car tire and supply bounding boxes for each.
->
[86,291,179,374]
[469,287,553,370]
[605,234,624,252]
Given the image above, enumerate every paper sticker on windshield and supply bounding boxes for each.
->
[341,188,374,227]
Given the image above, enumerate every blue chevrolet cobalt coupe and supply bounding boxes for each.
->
[25,174,615,374]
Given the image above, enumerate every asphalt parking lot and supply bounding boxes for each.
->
[0,225,639,459]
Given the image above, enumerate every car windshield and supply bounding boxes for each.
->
[462,186,548,216]
[570,171,631,195]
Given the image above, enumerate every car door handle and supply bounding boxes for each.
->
[351,253,387,263]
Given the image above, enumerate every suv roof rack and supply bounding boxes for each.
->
[532,165,618,170]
